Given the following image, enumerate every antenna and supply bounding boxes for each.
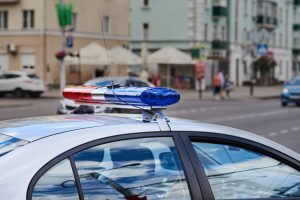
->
[98,13,114,88]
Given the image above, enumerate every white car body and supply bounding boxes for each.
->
[0,114,299,199]
[0,71,46,97]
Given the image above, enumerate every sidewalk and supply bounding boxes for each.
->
[0,86,282,108]
[180,86,282,101]
[0,99,32,108]
[0,89,62,108]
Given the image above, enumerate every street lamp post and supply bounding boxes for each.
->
[59,0,65,91]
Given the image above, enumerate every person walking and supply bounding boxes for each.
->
[213,72,222,100]
[224,74,232,99]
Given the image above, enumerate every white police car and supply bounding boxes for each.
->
[0,86,300,200]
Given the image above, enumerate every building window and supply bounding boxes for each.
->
[204,23,208,41]
[0,11,8,30]
[285,8,289,48]
[72,13,77,31]
[243,61,248,75]
[280,33,283,47]
[286,60,289,81]
[21,54,35,73]
[252,0,256,17]
[102,16,110,33]
[213,23,218,40]
[221,26,226,41]
[23,10,34,29]
[279,60,283,75]
[204,0,209,8]
[143,0,149,7]
[234,21,238,42]
[242,28,247,42]
[143,23,149,40]
[244,0,248,16]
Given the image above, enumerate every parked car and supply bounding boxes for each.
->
[281,75,300,107]
[57,77,154,114]
[0,71,46,98]
[1,86,300,199]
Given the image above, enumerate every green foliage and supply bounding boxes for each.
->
[55,2,74,28]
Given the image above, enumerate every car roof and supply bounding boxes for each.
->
[0,115,142,142]
[0,71,25,75]
[0,114,299,161]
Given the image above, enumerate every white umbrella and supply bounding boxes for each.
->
[65,42,113,65]
[110,46,142,65]
[148,47,196,65]
[148,47,196,87]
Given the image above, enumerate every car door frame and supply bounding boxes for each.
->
[27,131,204,200]
[179,131,300,200]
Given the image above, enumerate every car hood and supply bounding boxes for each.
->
[285,85,300,92]
[62,98,77,107]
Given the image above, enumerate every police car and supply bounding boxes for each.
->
[0,86,300,200]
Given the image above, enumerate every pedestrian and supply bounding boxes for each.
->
[213,72,222,100]
[218,70,225,99]
[224,74,232,98]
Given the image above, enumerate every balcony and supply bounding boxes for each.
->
[212,6,227,18]
[294,24,300,31]
[295,0,300,6]
[0,0,19,3]
[293,49,300,56]
[211,40,228,50]
[256,15,278,30]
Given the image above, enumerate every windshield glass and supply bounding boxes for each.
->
[27,74,40,79]
[0,134,29,157]
[289,77,300,86]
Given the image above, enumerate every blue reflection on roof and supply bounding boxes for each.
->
[0,115,141,142]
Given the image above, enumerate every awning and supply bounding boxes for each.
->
[148,47,196,65]
[110,46,142,65]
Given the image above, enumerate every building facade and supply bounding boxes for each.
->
[0,0,130,86]
[130,0,296,86]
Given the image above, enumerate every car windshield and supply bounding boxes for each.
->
[0,134,29,157]
[289,77,300,86]
[27,74,40,79]
[85,79,124,87]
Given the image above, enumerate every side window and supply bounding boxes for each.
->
[32,159,80,200]
[125,79,135,87]
[135,81,148,87]
[192,142,300,199]
[73,137,191,200]
[3,73,20,79]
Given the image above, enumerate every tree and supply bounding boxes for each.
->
[253,56,277,86]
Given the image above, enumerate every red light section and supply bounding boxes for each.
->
[63,86,96,102]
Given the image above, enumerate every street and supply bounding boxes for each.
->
[0,95,299,153]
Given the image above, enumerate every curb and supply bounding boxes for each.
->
[257,95,280,100]
[0,103,32,109]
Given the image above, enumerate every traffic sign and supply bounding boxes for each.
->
[66,35,74,48]
[257,44,268,56]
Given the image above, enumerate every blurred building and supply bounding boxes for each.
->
[130,0,297,86]
[0,0,130,86]
[293,0,300,75]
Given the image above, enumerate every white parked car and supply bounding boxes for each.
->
[0,71,46,98]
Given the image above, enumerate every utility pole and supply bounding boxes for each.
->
[59,0,66,90]
[55,0,73,90]
[226,0,231,75]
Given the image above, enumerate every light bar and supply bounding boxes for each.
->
[63,86,180,108]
